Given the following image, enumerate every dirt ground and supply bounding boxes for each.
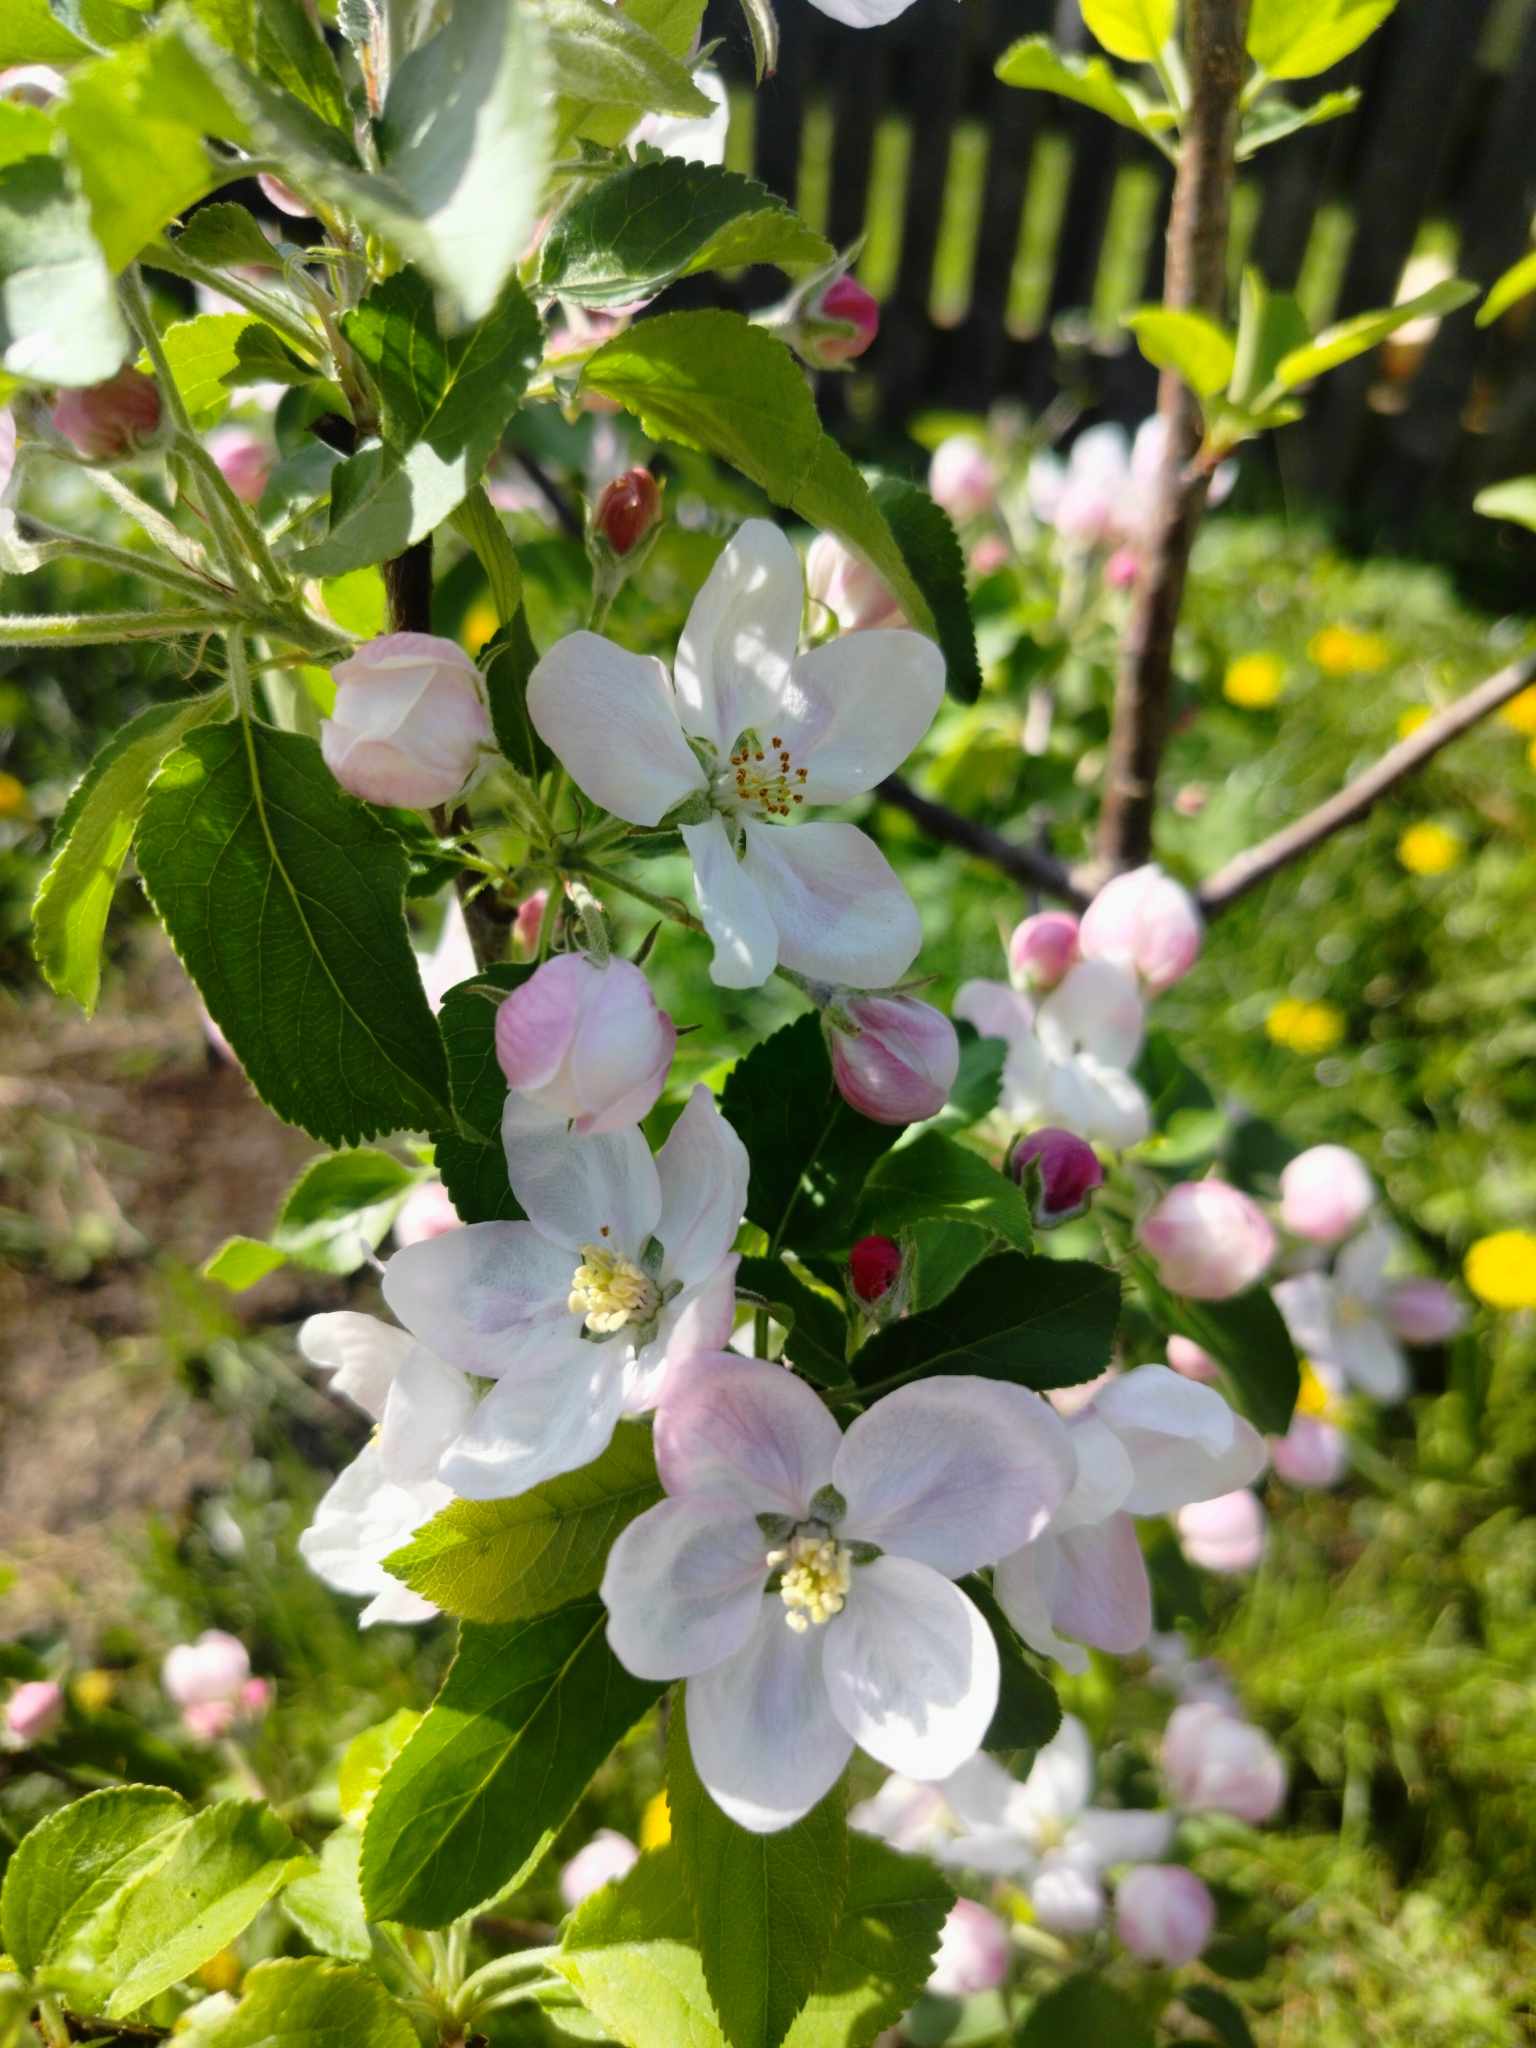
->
[0,928,348,1639]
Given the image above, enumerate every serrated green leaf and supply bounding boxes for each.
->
[430,962,532,1222]
[542,158,830,308]
[1272,279,1478,388]
[995,37,1174,150]
[734,1254,850,1386]
[668,1697,848,2048]
[384,1423,662,1623]
[1081,0,1175,64]
[1473,476,1536,532]
[360,1602,664,1927]
[1017,1974,1153,2048]
[172,1955,418,2047]
[850,1253,1121,1392]
[1228,269,1310,411]
[0,153,128,385]
[337,1709,422,1826]
[170,200,279,272]
[0,1785,187,1984]
[1479,249,1536,327]
[253,0,351,130]
[1124,308,1237,398]
[136,721,452,1147]
[33,694,226,1013]
[202,1234,287,1290]
[1246,0,1397,80]
[1235,86,1359,158]
[852,1132,1035,1255]
[543,0,712,142]
[282,1829,370,1964]
[581,312,932,634]
[150,312,309,428]
[271,1149,416,1273]
[867,476,978,702]
[782,1837,952,2048]
[0,0,95,63]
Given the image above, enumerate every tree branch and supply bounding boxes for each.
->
[1198,652,1536,914]
[1094,0,1250,879]
[877,776,1088,909]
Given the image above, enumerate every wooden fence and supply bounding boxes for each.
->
[698,0,1536,553]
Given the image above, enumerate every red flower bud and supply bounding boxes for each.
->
[849,1234,903,1305]
[788,274,880,370]
[1008,1126,1103,1226]
[51,366,162,462]
[595,467,663,557]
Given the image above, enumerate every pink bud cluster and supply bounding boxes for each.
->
[161,1631,271,1743]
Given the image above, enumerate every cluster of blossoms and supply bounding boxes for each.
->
[161,1630,271,1743]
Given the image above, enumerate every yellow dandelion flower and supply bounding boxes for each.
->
[1464,1230,1536,1310]
[1308,625,1390,675]
[1266,998,1346,1056]
[1396,706,1431,741]
[1499,683,1536,736]
[1397,821,1462,876]
[1223,653,1286,710]
[0,770,25,817]
[73,1669,115,1713]
[460,596,499,655]
[639,1789,671,1850]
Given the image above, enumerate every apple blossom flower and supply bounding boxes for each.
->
[0,66,64,105]
[560,1830,640,1908]
[804,0,921,27]
[630,67,729,165]
[527,520,943,989]
[602,1357,1075,1831]
[1174,1489,1267,1573]
[298,1441,450,1626]
[1008,911,1080,992]
[1078,865,1203,996]
[805,533,907,633]
[995,1366,1266,1673]
[496,954,675,1138]
[162,1631,270,1739]
[1383,1277,1465,1345]
[849,1234,903,1304]
[827,991,958,1124]
[323,633,493,810]
[382,1086,748,1497]
[51,367,162,461]
[301,1309,477,1489]
[1272,1222,1424,1402]
[1269,1412,1349,1489]
[1143,1630,1239,1710]
[954,958,1150,1149]
[1278,1144,1375,1245]
[1029,418,1232,561]
[1008,1127,1103,1227]
[5,1680,64,1744]
[1165,1335,1220,1382]
[205,425,272,507]
[1139,1181,1276,1301]
[928,1901,1011,1996]
[928,436,996,521]
[1114,1864,1215,1965]
[393,1179,462,1247]
[1105,545,1141,590]
[1162,1700,1286,1822]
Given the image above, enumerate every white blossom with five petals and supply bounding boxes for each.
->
[1271,1222,1415,1402]
[954,957,1150,1148]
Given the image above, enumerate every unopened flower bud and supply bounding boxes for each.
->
[928,435,996,522]
[1174,1488,1267,1574]
[1139,1180,1276,1301]
[496,953,675,1136]
[393,1179,462,1247]
[594,467,663,558]
[927,1900,1011,1996]
[791,274,880,369]
[1114,1865,1215,1966]
[1031,1859,1107,1935]
[805,533,906,633]
[514,889,550,956]
[1166,1334,1220,1382]
[5,1679,64,1744]
[322,633,492,810]
[1278,1144,1375,1245]
[1008,911,1080,992]
[0,66,64,107]
[1161,1700,1287,1821]
[51,366,162,462]
[1008,1126,1103,1226]
[1268,1413,1349,1489]
[969,534,1010,577]
[828,993,959,1126]
[162,1630,250,1709]
[1104,545,1141,590]
[1384,1277,1466,1346]
[1079,864,1203,995]
[849,1234,903,1306]
[238,1676,273,1720]
[257,171,310,218]
[206,425,273,507]
[560,1829,638,1908]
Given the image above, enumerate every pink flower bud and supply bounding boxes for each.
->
[804,533,906,633]
[238,1676,274,1720]
[514,889,550,956]
[594,467,662,557]
[559,1829,639,1908]
[1008,1126,1103,1226]
[828,993,959,1126]
[1162,1700,1287,1822]
[182,1700,236,1742]
[1268,1414,1349,1490]
[849,1234,903,1305]
[206,425,273,507]
[496,953,675,1136]
[1166,1335,1220,1382]
[1174,1489,1268,1574]
[257,172,310,218]
[1031,1859,1107,1935]
[1008,911,1080,992]
[322,633,492,810]
[1278,1145,1375,1245]
[394,1179,463,1247]
[1139,1181,1276,1301]
[0,66,65,107]
[1104,545,1141,590]
[6,1679,64,1744]
[795,274,880,368]
[928,435,996,522]
[927,1900,1012,1997]
[1079,864,1203,995]
[969,534,1010,577]
[162,1630,250,1708]
[1384,1278,1466,1346]
[1114,1865,1215,1966]
[51,367,162,462]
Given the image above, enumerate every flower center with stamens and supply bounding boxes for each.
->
[719,728,809,821]
[568,1244,660,1334]
[766,1531,853,1632]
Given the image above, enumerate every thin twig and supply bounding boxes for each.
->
[1094,0,1250,879]
[1198,651,1536,914]
[516,451,584,539]
[877,776,1087,909]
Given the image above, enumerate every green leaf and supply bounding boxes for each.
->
[1181,1985,1258,2048]
[1247,0,1397,79]
[1124,308,1237,398]
[173,1956,418,2047]
[0,102,53,174]
[721,1014,901,1256]
[781,1838,952,2048]
[33,694,226,1013]
[850,1253,1121,1392]
[543,0,713,136]
[384,1422,662,1623]
[581,312,933,634]
[867,476,980,703]
[150,313,307,428]
[290,271,543,577]
[0,153,129,385]
[961,1577,1061,1754]
[669,1697,848,2048]
[338,1709,422,1826]
[1228,269,1310,412]
[995,37,1174,151]
[0,0,95,63]
[1235,86,1359,158]
[542,157,830,308]
[1479,248,1536,327]
[202,1234,287,1290]
[253,0,351,130]
[1134,1029,1229,1170]
[1081,0,1175,64]
[1473,476,1536,532]
[271,1149,416,1273]
[735,1254,850,1387]
[283,1829,371,1964]
[170,200,279,271]
[0,1785,187,1984]
[482,606,550,781]
[945,1022,1005,1127]
[1131,1253,1299,1435]
[1272,279,1478,388]
[1017,1975,1153,2048]
[360,1601,664,1927]
[852,1132,1035,1255]
[430,962,532,1223]
[136,721,452,1147]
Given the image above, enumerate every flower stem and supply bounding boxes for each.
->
[565,857,703,935]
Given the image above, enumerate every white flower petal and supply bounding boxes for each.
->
[674,520,803,753]
[1049,1056,1151,1149]
[501,1121,662,1258]
[299,1311,414,1421]
[740,820,922,989]
[1096,1366,1267,1514]
[655,1353,841,1515]
[834,1376,1075,1577]
[822,1558,998,1780]
[1068,1807,1175,1870]
[378,1347,477,1484]
[526,633,704,826]
[952,979,1034,1050]
[1013,1714,1094,1829]
[1333,1316,1410,1401]
[1336,1220,1398,1305]
[299,1443,449,1613]
[687,1601,854,1832]
[682,816,781,988]
[1037,960,1145,1071]
[655,1085,750,1287]
[1055,1415,1136,1530]
[803,0,920,24]
[438,1330,626,1498]
[602,1498,768,1680]
[1051,1515,1152,1655]
[783,631,945,801]
[1272,1272,1337,1360]
[360,1581,440,1627]
[382,1223,575,1376]
[993,1536,1089,1675]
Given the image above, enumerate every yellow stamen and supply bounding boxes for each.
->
[568,1244,660,1334]
[774,1532,853,1633]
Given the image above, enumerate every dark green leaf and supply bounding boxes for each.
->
[171,200,278,271]
[484,605,551,780]
[781,1837,952,2048]
[1017,1975,1154,2048]
[942,1022,1005,1127]
[271,1149,417,1273]
[852,1132,1034,1254]
[851,1253,1120,1392]
[868,477,980,703]
[735,1254,850,1386]
[961,1577,1061,1755]
[909,1221,990,1311]
[1181,1984,1259,2048]
[430,962,532,1223]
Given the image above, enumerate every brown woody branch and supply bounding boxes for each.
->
[1094,0,1250,880]
[1197,652,1536,914]
[878,775,1088,908]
